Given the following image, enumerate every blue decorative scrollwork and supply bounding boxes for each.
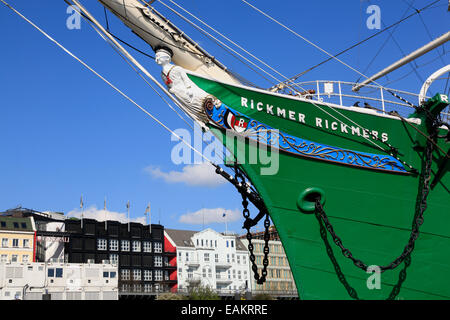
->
[204,100,407,174]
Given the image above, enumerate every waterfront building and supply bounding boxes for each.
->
[0,261,118,300]
[164,228,250,296]
[64,219,176,295]
[0,216,36,264]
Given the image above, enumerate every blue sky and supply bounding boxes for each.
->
[0,0,448,233]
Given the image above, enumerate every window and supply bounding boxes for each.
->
[121,240,130,252]
[109,239,118,251]
[185,252,189,262]
[103,271,109,278]
[132,269,141,281]
[55,268,63,278]
[23,239,30,248]
[144,270,152,281]
[97,239,107,251]
[133,284,141,293]
[110,271,116,278]
[48,268,55,277]
[204,253,209,262]
[1,238,8,248]
[1,255,7,263]
[109,254,119,264]
[215,254,219,263]
[12,239,19,248]
[13,222,19,228]
[144,284,152,293]
[22,255,29,263]
[237,255,240,264]
[132,241,141,252]
[164,270,169,281]
[231,240,234,248]
[243,255,247,264]
[154,242,162,253]
[143,241,152,253]
[11,255,18,263]
[226,241,229,248]
[121,269,130,281]
[154,256,162,267]
[0,221,6,227]
[21,223,27,229]
[154,270,163,281]
[238,270,241,280]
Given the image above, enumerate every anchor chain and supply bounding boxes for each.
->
[314,118,438,299]
[234,165,271,285]
[212,162,272,284]
[241,191,271,285]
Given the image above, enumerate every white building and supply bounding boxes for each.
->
[165,228,250,294]
[0,261,118,300]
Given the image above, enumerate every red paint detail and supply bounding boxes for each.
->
[164,235,176,253]
[32,231,37,262]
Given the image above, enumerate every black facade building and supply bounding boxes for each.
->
[64,219,176,294]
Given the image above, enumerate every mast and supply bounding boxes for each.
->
[352,31,450,92]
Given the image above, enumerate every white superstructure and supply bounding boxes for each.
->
[0,261,118,300]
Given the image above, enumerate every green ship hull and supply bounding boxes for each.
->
[190,74,449,300]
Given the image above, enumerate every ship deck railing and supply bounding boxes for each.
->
[282,80,449,121]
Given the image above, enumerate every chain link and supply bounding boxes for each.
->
[241,191,271,284]
[314,120,438,299]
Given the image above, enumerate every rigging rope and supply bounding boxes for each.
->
[0,0,212,166]
[67,2,194,131]
[281,0,442,86]
[70,2,236,163]
[240,0,443,95]
[155,0,412,162]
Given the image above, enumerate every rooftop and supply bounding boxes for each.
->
[0,216,34,232]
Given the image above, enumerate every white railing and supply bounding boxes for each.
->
[281,80,449,119]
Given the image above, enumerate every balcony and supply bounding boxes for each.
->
[215,276,232,284]
[186,276,201,284]
[215,260,232,269]
[185,259,200,267]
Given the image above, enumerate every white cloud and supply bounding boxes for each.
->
[67,205,146,224]
[179,208,241,225]
[145,163,226,187]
